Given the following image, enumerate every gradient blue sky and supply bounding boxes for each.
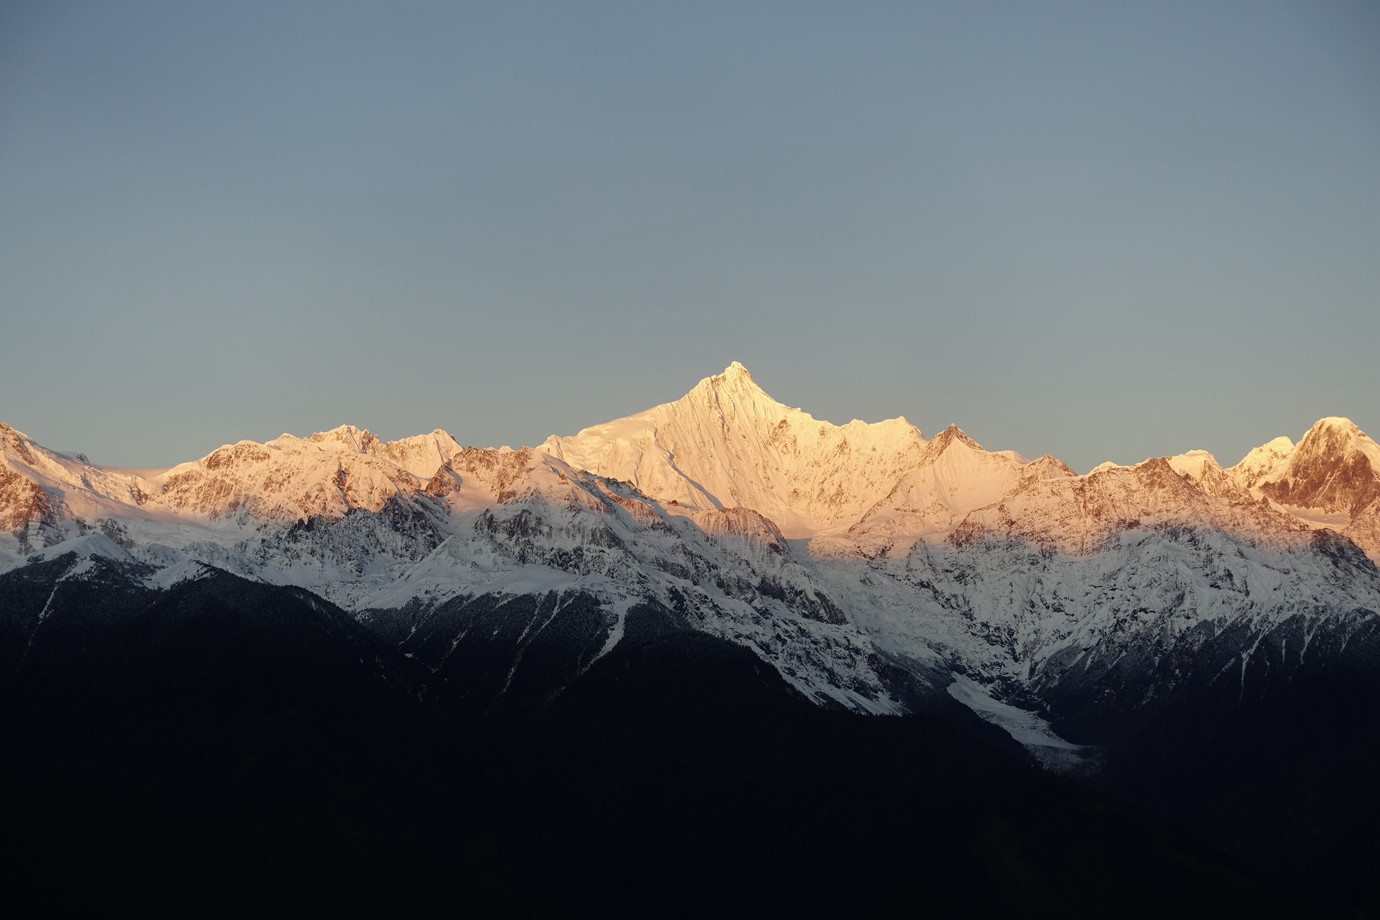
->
[2,1,1376,473]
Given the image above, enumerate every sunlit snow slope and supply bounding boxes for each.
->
[4,364,1380,564]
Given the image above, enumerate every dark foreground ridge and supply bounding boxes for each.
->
[0,558,1308,916]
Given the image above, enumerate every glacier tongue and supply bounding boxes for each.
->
[947,675,1090,770]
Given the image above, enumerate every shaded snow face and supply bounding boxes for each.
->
[16,477,1380,778]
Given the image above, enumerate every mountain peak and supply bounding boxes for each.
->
[930,424,982,451]
[1251,417,1380,515]
[1229,436,1296,491]
[538,365,929,536]
[1293,417,1376,464]
[1309,416,1361,434]
[688,361,773,407]
[309,425,378,452]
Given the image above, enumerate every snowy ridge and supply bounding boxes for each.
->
[4,367,1376,560]
[3,365,1380,759]
[1,422,153,532]
[149,426,466,521]
[845,425,1067,552]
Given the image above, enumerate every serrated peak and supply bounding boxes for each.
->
[309,425,377,452]
[691,361,771,402]
[538,364,930,536]
[936,423,981,449]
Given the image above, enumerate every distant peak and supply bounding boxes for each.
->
[915,424,984,466]
[1296,417,1372,455]
[933,424,982,450]
[1166,450,1223,483]
[689,362,774,406]
[1307,417,1360,436]
[316,424,372,439]
[293,425,379,453]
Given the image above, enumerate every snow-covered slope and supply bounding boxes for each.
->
[0,422,154,550]
[843,425,1071,552]
[1229,436,1295,491]
[537,362,929,537]
[148,426,467,521]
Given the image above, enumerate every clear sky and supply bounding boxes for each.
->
[2,1,1376,473]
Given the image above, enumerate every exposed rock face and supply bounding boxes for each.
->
[444,447,535,504]
[0,422,37,466]
[946,455,1310,557]
[0,467,52,531]
[1226,418,1380,560]
[1254,418,1380,514]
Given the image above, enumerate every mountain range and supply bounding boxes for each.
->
[4,363,1379,913]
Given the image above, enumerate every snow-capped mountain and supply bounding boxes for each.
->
[0,420,470,530]
[5,363,1380,907]
[1247,417,1380,512]
[538,361,932,537]
[7,364,1377,563]
[4,364,1380,726]
[1231,416,1380,560]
